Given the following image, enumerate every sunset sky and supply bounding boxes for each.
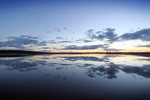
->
[0,0,150,52]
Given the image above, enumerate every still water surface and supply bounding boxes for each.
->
[0,54,150,100]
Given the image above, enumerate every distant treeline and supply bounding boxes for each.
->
[0,50,47,54]
[0,50,150,55]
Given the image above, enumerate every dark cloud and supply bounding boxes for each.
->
[104,48,123,51]
[0,35,46,49]
[2,28,150,51]
[19,35,39,39]
[48,40,72,44]
[86,28,118,43]
[46,37,74,44]
[86,28,150,44]
[120,28,150,41]
[56,37,63,40]
[137,59,150,61]
[83,39,93,43]
[8,35,39,45]
[55,27,68,32]
[86,29,95,34]
[41,47,51,49]
[76,39,93,43]
[59,41,72,43]
[137,44,150,47]
[62,44,122,51]
[63,44,104,50]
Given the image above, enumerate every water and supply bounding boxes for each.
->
[0,54,150,100]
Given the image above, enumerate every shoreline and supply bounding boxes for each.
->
[0,50,150,57]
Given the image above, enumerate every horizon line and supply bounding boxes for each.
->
[1,50,150,54]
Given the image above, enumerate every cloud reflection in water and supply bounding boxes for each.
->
[0,54,150,79]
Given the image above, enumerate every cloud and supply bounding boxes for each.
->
[120,28,150,41]
[59,41,72,43]
[2,28,150,51]
[62,44,123,51]
[48,40,72,44]
[86,28,150,44]
[86,28,118,43]
[55,27,68,32]
[63,44,104,50]
[19,35,39,39]
[104,48,123,51]
[8,35,39,45]
[51,38,93,44]
[41,47,51,49]
[75,39,93,43]
[56,37,63,40]
[0,35,47,49]
[137,44,150,47]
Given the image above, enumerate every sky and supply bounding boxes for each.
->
[0,0,150,52]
